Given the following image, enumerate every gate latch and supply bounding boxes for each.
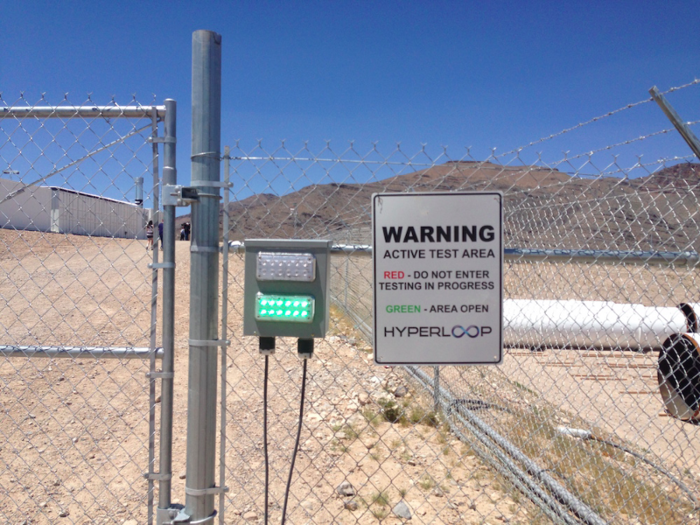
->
[163,184,199,207]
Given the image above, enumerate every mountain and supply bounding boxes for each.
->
[176,161,700,252]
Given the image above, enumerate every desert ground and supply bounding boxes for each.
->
[1,230,699,524]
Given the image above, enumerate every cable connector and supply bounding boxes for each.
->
[259,336,275,355]
[297,338,314,359]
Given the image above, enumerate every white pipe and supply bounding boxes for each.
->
[505,299,690,350]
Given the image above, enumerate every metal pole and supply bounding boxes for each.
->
[433,366,440,413]
[219,146,231,525]
[343,228,349,311]
[649,86,700,160]
[135,177,144,207]
[158,98,177,513]
[147,108,161,525]
[185,29,222,523]
[344,256,349,311]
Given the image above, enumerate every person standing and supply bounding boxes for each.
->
[183,222,191,241]
[158,221,164,251]
[146,220,154,251]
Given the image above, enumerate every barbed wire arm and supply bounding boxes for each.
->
[650,86,700,160]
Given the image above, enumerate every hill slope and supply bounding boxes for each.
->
[176,161,700,252]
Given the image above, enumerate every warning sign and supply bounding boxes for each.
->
[372,192,503,365]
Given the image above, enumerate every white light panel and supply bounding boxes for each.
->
[256,252,316,282]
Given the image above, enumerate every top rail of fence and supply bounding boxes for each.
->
[227,241,700,267]
[0,105,167,119]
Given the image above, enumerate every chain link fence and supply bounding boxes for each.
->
[4,81,700,524]
[218,81,700,524]
[0,95,165,524]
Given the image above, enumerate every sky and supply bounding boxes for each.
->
[2,0,700,199]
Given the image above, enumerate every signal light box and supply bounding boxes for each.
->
[372,192,503,365]
[243,239,332,338]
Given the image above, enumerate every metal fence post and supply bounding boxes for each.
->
[147,108,161,525]
[219,146,231,525]
[185,30,222,523]
[343,229,349,311]
[158,98,177,516]
[433,366,440,413]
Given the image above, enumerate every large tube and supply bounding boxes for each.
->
[658,333,700,421]
[505,299,689,351]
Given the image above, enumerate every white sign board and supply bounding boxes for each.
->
[372,192,503,365]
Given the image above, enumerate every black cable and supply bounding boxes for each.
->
[263,355,269,525]
[280,358,307,525]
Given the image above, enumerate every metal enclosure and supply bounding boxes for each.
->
[243,239,332,338]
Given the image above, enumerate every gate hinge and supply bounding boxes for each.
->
[146,371,174,379]
[156,504,189,525]
[143,471,172,481]
[185,485,229,496]
[188,339,231,347]
[190,181,233,189]
[149,262,176,270]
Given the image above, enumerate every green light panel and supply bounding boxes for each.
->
[255,293,315,323]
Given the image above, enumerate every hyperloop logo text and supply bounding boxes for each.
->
[384,325,493,338]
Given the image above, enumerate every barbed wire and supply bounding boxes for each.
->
[228,118,700,174]
[494,78,700,160]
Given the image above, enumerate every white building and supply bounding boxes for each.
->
[0,177,148,239]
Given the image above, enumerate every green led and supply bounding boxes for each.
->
[255,293,315,323]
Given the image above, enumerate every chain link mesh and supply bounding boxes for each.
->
[4,81,700,524]
[219,84,700,524]
[0,95,161,524]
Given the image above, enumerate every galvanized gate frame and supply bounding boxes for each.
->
[0,101,176,525]
[146,99,178,525]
